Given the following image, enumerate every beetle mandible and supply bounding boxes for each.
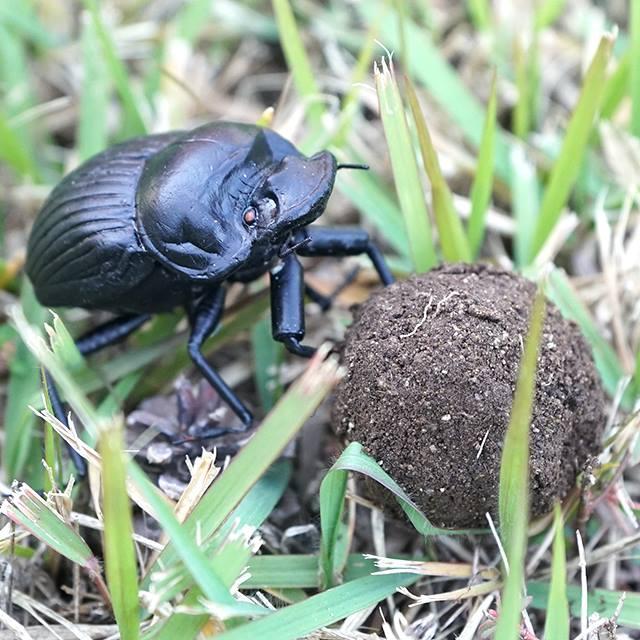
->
[26,121,393,461]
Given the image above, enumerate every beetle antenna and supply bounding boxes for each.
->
[336,162,369,171]
[280,236,312,258]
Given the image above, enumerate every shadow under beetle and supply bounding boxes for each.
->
[26,121,393,468]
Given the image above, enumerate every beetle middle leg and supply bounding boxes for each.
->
[45,313,151,476]
[184,286,254,441]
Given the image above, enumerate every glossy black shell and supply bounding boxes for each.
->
[26,122,335,314]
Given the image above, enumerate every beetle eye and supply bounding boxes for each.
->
[243,207,257,226]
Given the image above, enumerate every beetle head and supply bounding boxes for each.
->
[136,123,336,282]
[240,148,337,240]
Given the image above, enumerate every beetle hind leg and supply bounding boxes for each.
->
[45,313,152,477]
[304,264,360,312]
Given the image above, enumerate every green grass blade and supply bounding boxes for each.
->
[147,350,341,574]
[0,483,100,574]
[81,0,146,138]
[375,58,436,272]
[336,160,410,259]
[143,540,259,639]
[358,4,513,185]
[319,459,349,588]
[215,573,419,640]
[129,462,264,618]
[631,0,640,137]
[212,459,292,544]
[545,268,624,398]
[405,78,471,262]
[495,289,546,640]
[142,462,290,638]
[513,36,539,139]
[529,582,640,628]
[40,368,63,490]
[49,313,85,372]
[465,0,491,29]
[0,110,38,180]
[100,423,140,640]
[323,443,465,538]
[245,555,319,589]
[0,3,58,50]
[513,40,529,139]
[511,144,540,268]
[77,12,109,161]
[244,554,387,590]
[4,281,47,482]
[331,17,379,147]
[175,0,213,42]
[468,72,497,256]
[534,0,568,30]
[271,0,323,125]
[544,504,569,639]
[11,305,103,440]
[601,51,630,121]
[529,33,614,260]
[251,315,283,412]
[634,348,640,401]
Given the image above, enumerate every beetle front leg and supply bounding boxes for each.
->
[270,253,315,358]
[186,287,254,438]
[294,227,394,286]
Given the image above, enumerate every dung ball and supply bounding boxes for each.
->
[332,264,606,529]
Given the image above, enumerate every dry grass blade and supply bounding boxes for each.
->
[364,555,498,580]
[32,406,173,517]
[172,449,220,524]
[10,588,99,640]
[398,580,500,606]
[0,608,31,640]
[0,626,116,640]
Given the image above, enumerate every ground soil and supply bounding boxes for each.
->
[332,263,607,529]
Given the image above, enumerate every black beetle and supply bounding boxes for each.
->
[26,121,393,458]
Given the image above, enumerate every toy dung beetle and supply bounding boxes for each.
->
[26,121,393,465]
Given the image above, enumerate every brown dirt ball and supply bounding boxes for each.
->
[332,263,606,529]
